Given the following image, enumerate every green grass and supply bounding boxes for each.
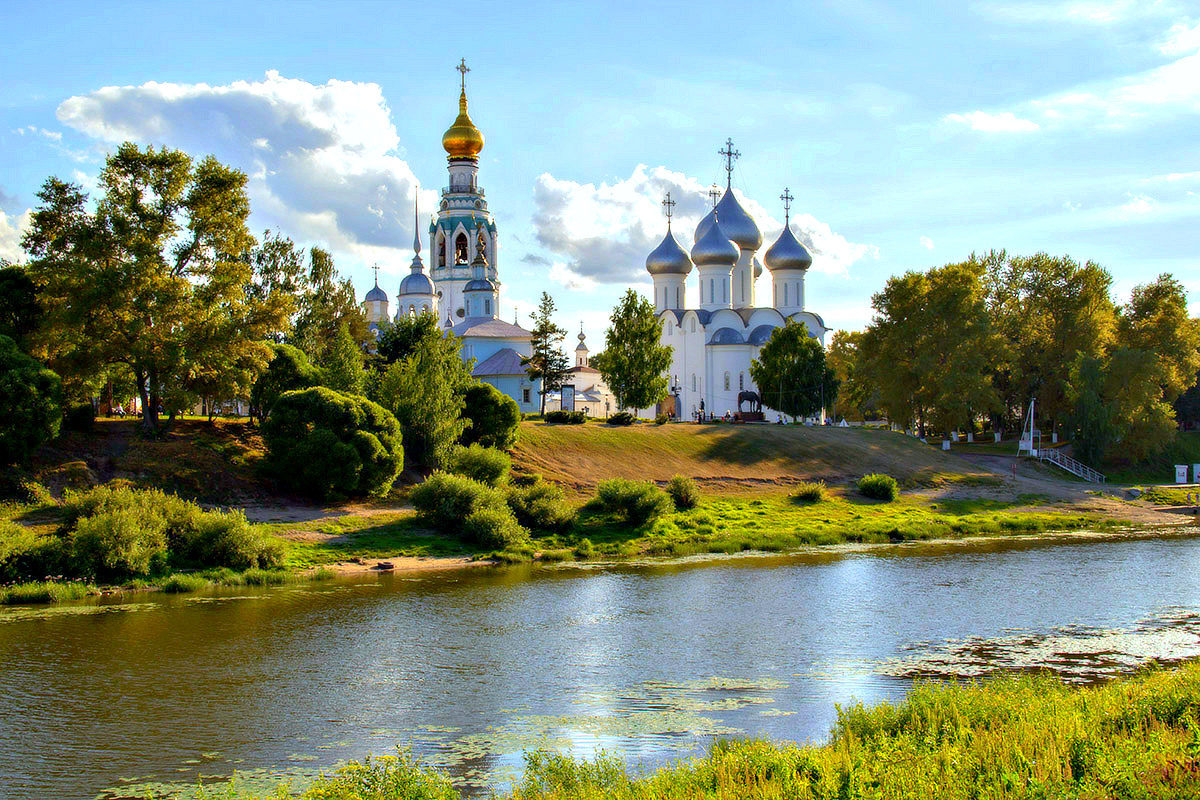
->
[196,660,1200,799]
[1107,431,1200,485]
[1141,485,1200,506]
[268,511,474,568]
[0,580,96,604]
[160,573,209,593]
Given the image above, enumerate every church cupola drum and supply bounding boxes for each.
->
[430,59,499,323]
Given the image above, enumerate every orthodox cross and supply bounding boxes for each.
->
[718,138,740,186]
[708,183,721,208]
[457,58,470,91]
[372,263,380,286]
[661,192,676,227]
[780,187,794,224]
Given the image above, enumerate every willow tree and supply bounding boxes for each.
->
[22,143,288,429]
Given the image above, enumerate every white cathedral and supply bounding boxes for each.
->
[646,143,828,421]
[362,61,540,413]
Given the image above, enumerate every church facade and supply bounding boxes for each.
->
[362,62,539,413]
[646,145,828,421]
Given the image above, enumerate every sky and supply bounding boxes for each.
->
[1,0,1197,350]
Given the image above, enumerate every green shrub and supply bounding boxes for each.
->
[160,573,208,594]
[0,520,64,582]
[460,382,521,449]
[595,479,673,526]
[506,480,577,532]
[544,409,586,424]
[409,471,508,533]
[301,748,457,800]
[654,413,669,425]
[0,334,62,466]
[509,472,541,487]
[666,475,700,510]
[72,509,169,580]
[262,386,404,500]
[184,510,283,571]
[572,538,596,559]
[461,506,529,549]
[607,411,635,426]
[251,342,323,422]
[446,444,511,486]
[241,567,288,586]
[793,480,829,503]
[858,473,899,501]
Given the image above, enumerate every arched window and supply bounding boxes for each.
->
[454,233,469,264]
[724,372,730,391]
[690,318,696,333]
[484,298,491,316]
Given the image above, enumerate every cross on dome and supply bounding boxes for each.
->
[661,192,676,228]
[719,138,740,187]
[372,263,380,286]
[457,58,470,91]
[780,187,794,224]
[708,183,721,209]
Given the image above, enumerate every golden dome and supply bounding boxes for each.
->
[442,90,484,160]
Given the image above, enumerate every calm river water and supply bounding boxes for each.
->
[3,531,1200,799]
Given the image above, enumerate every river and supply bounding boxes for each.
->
[2,530,1199,799]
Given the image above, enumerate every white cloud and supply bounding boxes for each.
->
[1159,20,1200,54]
[0,209,31,263]
[530,164,875,285]
[56,71,436,279]
[13,126,63,142]
[1119,193,1158,215]
[919,236,935,250]
[943,110,1041,132]
[548,261,597,292]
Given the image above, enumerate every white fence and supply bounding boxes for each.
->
[1039,448,1106,483]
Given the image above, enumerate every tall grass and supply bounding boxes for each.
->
[0,580,96,605]
[194,662,1200,799]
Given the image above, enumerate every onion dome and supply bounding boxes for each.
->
[442,90,484,160]
[694,188,762,252]
[764,224,813,271]
[708,327,745,345]
[400,271,434,296]
[576,329,587,350]
[690,215,740,267]
[364,281,388,302]
[464,277,497,292]
[646,229,693,275]
[753,256,763,279]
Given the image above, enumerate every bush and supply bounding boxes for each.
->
[461,506,529,549]
[655,413,669,425]
[858,473,899,501]
[506,479,577,532]
[251,343,323,422]
[62,402,96,432]
[446,444,511,486]
[595,479,673,526]
[460,382,521,449]
[161,573,208,594]
[263,386,404,500]
[666,475,700,510]
[409,471,509,533]
[0,519,63,582]
[607,411,635,426]
[0,334,62,466]
[793,481,829,503]
[184,510,283,571]
[72,509,169,580]
[545,409,586,424]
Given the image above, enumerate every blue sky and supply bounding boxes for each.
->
[1,0,1197,348]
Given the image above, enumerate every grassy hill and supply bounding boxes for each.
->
[511,421,994,493]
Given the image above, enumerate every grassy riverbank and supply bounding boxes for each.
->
[200,660,1200,799]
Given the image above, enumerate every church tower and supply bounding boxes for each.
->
[430,59,499,322]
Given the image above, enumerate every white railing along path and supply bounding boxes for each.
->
[1039,448,1106,483]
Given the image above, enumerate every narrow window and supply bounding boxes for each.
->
[692,374,697,392]
[675,286,680,307]
[724,372,730,391]
[522,388,530,403]
[784,283,789,306]
[739,373,744,391]
[485,298,491,316]
[709,279,714,303]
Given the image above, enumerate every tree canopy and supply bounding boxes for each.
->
[750,321,836,421]
[598,290,672,411]
[523,292,569,414]
[0,334,62,466]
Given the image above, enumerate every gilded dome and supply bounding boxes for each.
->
[764,224,813,272]
[690,216,740,267]
[694,188,762,252]
[442,91,484,160]
[646,229,693,276]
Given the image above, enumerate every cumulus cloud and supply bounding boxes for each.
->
[0,209,31,263]
[943,110,1040,132]
[56,71,435,276]
[531,164,875,285]
[1120,193,1158,215]
[13,126,63,142]
[920,236,935,250]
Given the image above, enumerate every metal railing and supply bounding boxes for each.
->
[1040,448,1106,483]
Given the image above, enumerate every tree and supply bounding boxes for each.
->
[376,311,441,366]
[750,321,835,421]
[291,246,370,364]
[376,330,474,470]
[321,322,366,396]
[598,289,672,411]
[827,330,878,421]
[263,387,403,499]
[22,144,290,430]
[522,292,569,414]
[1068,357,1114,468]
[250,343,323,422]
[460,382,521,449]
[1117,274,1200,404]
[1178,370,1200,430]
[0,334,62,466]
[0,265,42,351]
[1104,347,1177,463]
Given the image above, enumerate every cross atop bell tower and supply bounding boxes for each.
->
[780,187,794,224]
[457,58,470,91]
[662,191,676,228]
[719,138,740,187]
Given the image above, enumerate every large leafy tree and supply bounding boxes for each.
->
[321,322,366,396]
[750,321,835,421]
[522,292,569,414]
[460,382,521,449]
[22,143,289,430]
[376,330,474,470]
[291,246,370,364]
[598,289,672,411]
[1117,274,1200,404]
[826,330,877,421]
[1067,357,1114,468]
[376,311,441,366]
[0,265,42,351]
[0,334,62,466]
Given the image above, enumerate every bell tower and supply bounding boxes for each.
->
[431,59,499,322]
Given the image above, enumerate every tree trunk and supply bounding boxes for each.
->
[145,368,161,432]
[135,368,153,432]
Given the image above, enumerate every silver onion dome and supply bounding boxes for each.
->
[690,216,740,267]
[764,224,813,271]
[399,271,434,295]
[646,229,693,276]
[694,188,762,252]
[464,277,497,292]
[364,282,388,302]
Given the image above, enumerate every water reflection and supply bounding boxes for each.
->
[0,529,1197,799]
